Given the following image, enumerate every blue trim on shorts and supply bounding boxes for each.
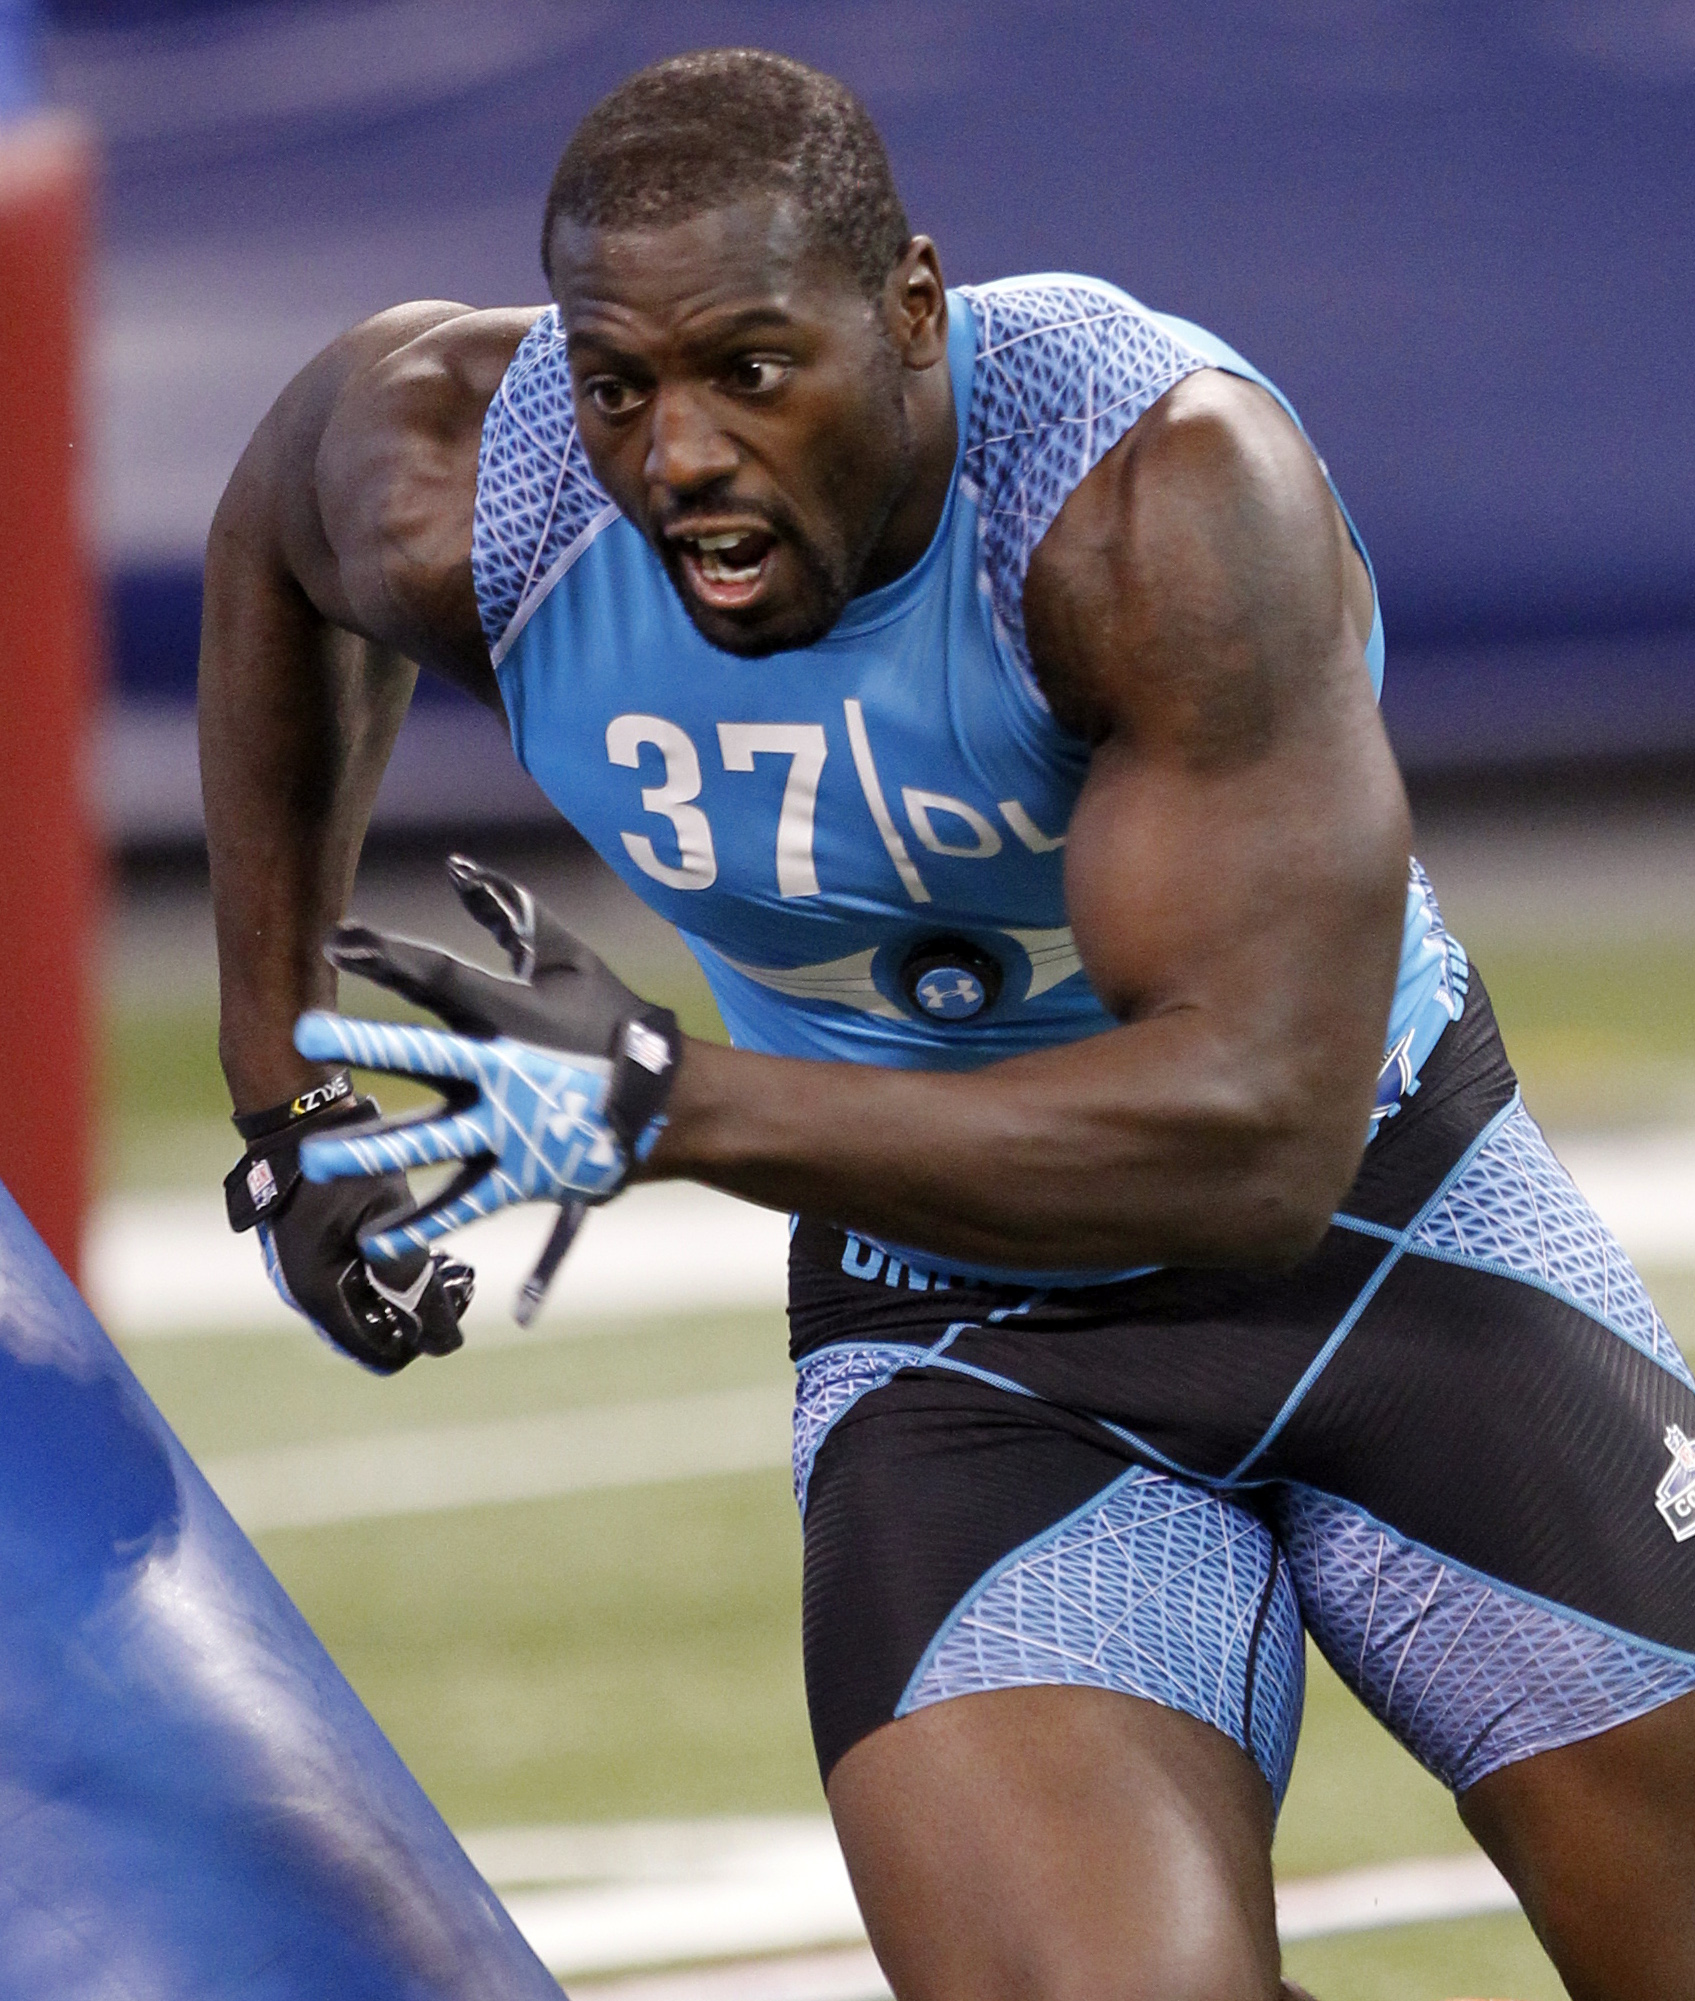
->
[1226,1093,1522,1482]
[893,1464,1154,1715]
[1396,1238,1692,1373]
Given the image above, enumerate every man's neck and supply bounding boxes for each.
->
[853,346,959,596]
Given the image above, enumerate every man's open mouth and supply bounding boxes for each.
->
[672,528,778,611]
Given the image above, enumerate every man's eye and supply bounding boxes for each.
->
[726,356,788,395]
[584,378,648,417]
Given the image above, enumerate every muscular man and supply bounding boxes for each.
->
[201,50,1695,2001]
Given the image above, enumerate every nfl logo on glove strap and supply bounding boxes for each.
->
[900,936,1003,1023]
[1656,1424,1695,1542]
[246,1158,277,1210]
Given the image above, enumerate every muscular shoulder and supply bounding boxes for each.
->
[955,276,1209,684]
[1023,369,1365,759]
[312,306,541,693]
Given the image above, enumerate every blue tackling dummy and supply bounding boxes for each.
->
[0,1178,560,1997]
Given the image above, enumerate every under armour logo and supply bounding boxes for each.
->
[916,969,986,1018]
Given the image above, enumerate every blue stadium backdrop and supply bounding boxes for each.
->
[49,0,1695,807]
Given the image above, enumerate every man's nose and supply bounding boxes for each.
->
[644,387,739,495]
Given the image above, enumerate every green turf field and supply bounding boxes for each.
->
[105,925,1695,1997]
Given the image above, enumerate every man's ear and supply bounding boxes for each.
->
[886,235,948,369]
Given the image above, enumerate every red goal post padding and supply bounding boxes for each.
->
[0,115,96,1283]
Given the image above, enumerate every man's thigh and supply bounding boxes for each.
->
[1456,1691,1695,2001]
[795,1362,1308,2000]
[828,1685,1285,2001]
[1268,1089,1695,1794]
[1263,1089,1695,1998]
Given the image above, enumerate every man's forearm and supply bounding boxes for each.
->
[200,527,414,1113]
[647,1015,1370,1274]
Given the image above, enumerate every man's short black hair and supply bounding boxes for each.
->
[543,50,911,297]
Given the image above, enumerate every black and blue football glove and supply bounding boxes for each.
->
[292,856,681,1269]
[224,1071,474,1374]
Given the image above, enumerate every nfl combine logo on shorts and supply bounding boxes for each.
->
[1656,1425,1695,1541]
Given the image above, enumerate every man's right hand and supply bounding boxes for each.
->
[285,856,682,1266]
[225,1080,473,1374]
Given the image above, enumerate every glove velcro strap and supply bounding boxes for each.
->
[225,1089,378,1234]
[604,1007,681,1151]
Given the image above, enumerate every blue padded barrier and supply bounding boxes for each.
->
[0,1180,563,1998]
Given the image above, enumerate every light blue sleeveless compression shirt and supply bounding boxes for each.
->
[472,275,1468,1282]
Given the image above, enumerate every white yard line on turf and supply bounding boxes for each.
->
[88,1181,792,1341]
[1557,1128,1695,1269]
[201,1383,795,1534]
[569,1948,888,2001]
[455,1818,1520,1988]
[89,1127,1695,1348]
[107,1125,1695,1537]
[568,1952,888,2000]
[1275,1852,1518,1939]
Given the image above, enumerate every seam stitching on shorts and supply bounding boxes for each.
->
[1389,1239,1691,1379]
[1331,1213,1400,1243]
[1241,1540,1281,1763]
[1224,1092,1525,1483]
[891,1460,1166,1720]
[913,1353,1043,1400]
[1091,1415,1228,1486]
[793,1342,930,1515]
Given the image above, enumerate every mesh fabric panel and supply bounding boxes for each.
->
[958,278,1205,689]
[1410,1096,1690,1377]
[1280,1485,1695,1792]
[901,1463,1304,1806]
[792,1342,929,1512]
[472,308,613,655]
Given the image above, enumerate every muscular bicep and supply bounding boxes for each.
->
[1032,371,1410,1147]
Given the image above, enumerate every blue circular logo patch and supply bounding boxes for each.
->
[895,934,1005,1023]
[914,966,988,1019]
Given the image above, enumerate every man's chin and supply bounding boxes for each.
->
[674,585,847,660]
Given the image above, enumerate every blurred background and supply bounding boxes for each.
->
[3,1,1694,1995]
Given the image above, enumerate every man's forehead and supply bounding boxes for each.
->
[551,195,861,331]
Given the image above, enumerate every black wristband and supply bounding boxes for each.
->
[604,1007,681,1149]
[233,1070,355,1143]
[225,1084,375,1234]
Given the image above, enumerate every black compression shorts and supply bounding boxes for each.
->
[788,975,1695,1804]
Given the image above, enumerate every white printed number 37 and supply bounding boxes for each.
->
[604,710,1063,904]
[606,714,825,897]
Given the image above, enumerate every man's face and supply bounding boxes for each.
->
[550,196,918,656]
